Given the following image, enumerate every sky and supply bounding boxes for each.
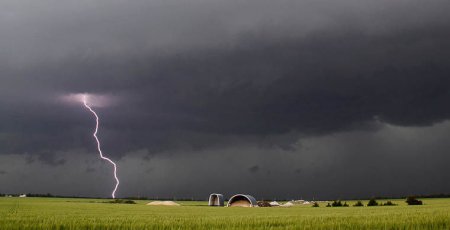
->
[1,0,450,200]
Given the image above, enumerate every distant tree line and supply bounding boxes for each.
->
[26,193,55,197]
[319,196,423,208]
[360,193,450,200]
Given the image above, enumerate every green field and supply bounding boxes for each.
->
[1,197,449,229]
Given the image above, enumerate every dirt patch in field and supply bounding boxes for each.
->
[281,201,294,207]
[146,201,181,206]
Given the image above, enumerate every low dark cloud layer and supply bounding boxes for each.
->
[1,0,450,198]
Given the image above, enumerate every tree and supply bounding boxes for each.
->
[331,200,343,207]
[383,201,397,206]
[367,198,378,206]
[353,201,364,207]
[406,196,423,205]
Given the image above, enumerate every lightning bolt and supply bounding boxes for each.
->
[83,96,120,198]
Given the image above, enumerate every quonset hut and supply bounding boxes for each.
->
[227,194,257,207]
[208,193,224,206]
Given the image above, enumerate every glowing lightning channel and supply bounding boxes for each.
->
[82,96,120,198]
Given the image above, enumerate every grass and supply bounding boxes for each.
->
[0,197,449,229]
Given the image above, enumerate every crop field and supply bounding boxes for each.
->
[1,197,449,229]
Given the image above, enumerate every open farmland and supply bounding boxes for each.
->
[0,197,449,229]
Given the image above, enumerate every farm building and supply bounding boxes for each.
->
[227,194,257,207]
[208,193,224,206]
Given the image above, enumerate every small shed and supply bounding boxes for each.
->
[227,194,257,207]
[208,193,224,206]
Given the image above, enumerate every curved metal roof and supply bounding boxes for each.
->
[227,194,257,207]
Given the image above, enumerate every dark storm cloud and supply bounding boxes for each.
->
[85,167,96,173]
[1,0,450,198]
[3,122,449,199]
[248,165,260,173]
[8,24,450,157]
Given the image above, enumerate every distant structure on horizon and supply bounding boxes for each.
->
[208,193,224,206]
